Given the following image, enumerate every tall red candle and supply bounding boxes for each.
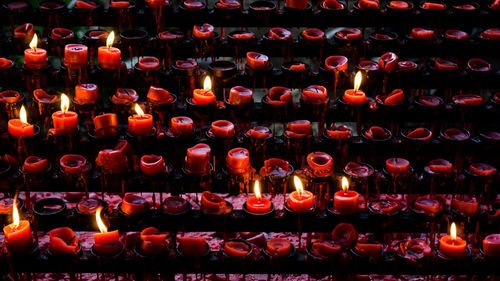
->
[287,176,314,212]
[185,143,211,176]
[8,105,35,138]
[52,94,78,132]
[246,180,272,214]
[128,104,153,136]
[333,176,359,214]
[24,34,47,69]
[439,222,467,258]
[98,31,122,70]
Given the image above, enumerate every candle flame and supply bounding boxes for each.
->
[254,180,261,200]
[203,76,211,91]
[353,71,362,92]
[294,176,304,196]
[20,105,28,124]
[450,222,457,241]
[61,94,70,113]
[29,34,38,50]
[134,104,144,117]
[341,176,349,192]
[12,195,19,228]
[106,31,115,48]
[96,207,107,233]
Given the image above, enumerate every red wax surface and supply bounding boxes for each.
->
[192,89,215,105]
[452,94,482,106]
[310,241,341,258]
[50,28,74,40]
[75,1,97,9]
[288,63,306,71]
[266,238,291,258]
[33,89,56,103]
[288,190,314,213]
[52,111,78,132]
[302,29,324,40]
[7,1,29,9]
[376,89,404,105]
[355,240,382,257]
[307,152,334,177]
[183,0,204,9]
[193,24,214,39]
[1,90,22,102]
[110,0,131,8]
[247,52,269,70]
[216,0,241,9]
[201,191,227,213]
[96,149,128,174]
[185,143,211,176]
[260,158,292,177]
[334,190,359,214]
[421,2,445,10]
[162,196,188,214]
[128,113,153,136]
[483,234,500,257]
[345,162,373,177]
[88,31,108,39]
[336,29,362,40]
[112,89,138,104]
[434,58,458,70]
[93,229,119,251]
[246,197,272,214]
[0,58,14,69]
[322,0,344,9]
[265,87,292,106]
[378,52,399,72]
[23,156,49,174]
[115,140,134,159]
[285,0,307,9]
[302,85,328,104]
[228,86,253,105]
[0,198,22,214]
[480,28,500,40]
[343,89,367,105]
[93,113,118,137]
[3,220,33,253]
[224,241,250,257]
[406,127,432,141]
[75,84,98,104]
[452,197,480,216]
[414,198,442,214]
[146,0,170,7]
[8,119,34,138]
[158,30,183,40]
[286,120,312,138]
[386,158,410,174]
[364,126,390,140]
[14,23,34,38]
[246,126,271,139]
[121,194,148,215]
[398,239,432,261]
[326,125,352,139]
[370,200,401,215]
[226,148,250,175]
[49,227,79,256]
[331,223,358,247]
[469,163,496,177]
[77,198,102,214]
[98,46,121,70]
[269,28,292,40]
[231,32,255,39]
[140,227,168,255]
[325,55,348,71]
[140,155,166,175]
[180,237,207,257]
[137,57,160,70]
[389,1,409,9]
[358,61,379,70]
[358,0,379,9]
[60,154,87,175]
[416,95,441,106]
[468,58,491,72]
[439,235,467,258]
[170,116,193,137]
[398,61,418,71]
[211,120,235,138]
[445,30,469,40]
[24,48,47,69]
[147,86,173,104]
[443,128,469,141]
[410,28,434,40]
[428,159,453,173]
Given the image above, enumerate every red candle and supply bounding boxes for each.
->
[285,120,312,138]
[179,237,207,257]
[137,57,160,70]
[33,89,57,104]
[192,76,215,105]
[75,1,97,9]
[147,86,174,104]
[8,105,35,138]
[211,120,235,138]
[77,198,103,214]
[60,154,87,176]
[226,148,250,175]
[52,94,78,133]
[0,198,22,214]
[193,23,214,39]
[385,158,410,174]
[265,87,293,106]
[259,158,292,177]
[453,94,483,106]
[49,227,80,256]
[112,88,139,105]
[410,28,434,40]
[0,58,14,69]
[301,85,328,104]
[268,28,292,40]
[14,23,34,39]
[64,44,87,69]
[140,155,166,175]
[140,227,168,255]
[266,238,291,258]
[483,234,500,257]
[287,176,314,212]
[310,241,341,258]
[416,95,441,107]
[3,198,33,254]
[480,28,500,40]
[170,116,193,137]
[301,29,325,40]
[421,2,445,10]
[75,83,99,105]
[325,55,348,72]
[469,163,497,177]
[228,86,253,105]
[246,180,272,214]
[335,29,362,40]
[452,197,480,216]
[378,52,399,73]
[185,143,211,176]
[358,0,379,9]
[414,197,442,215]
[23,156,49,174]
[389,0,409,9]
[162,196,189,214]
[405,127,432,141]
[434,58,458,71]
[427,159,453,173]
[24,34,47,69]
[364,126,391,140]
[246,126,272,139]
[128,104,153,136]
[98,31,122,70]
[95,149,129,174]
[306,152,334,177]
[246,52,269,70]
[93,208,121,256]
[110,0,131,8]
[93,113,118,137]
[286,0,307,9]
[343,71,367,105]
[201,191,228,214]
[439,223,467,258]
[223,241,251,257]
[120,194,149,215]
[322,0,344,9]
[333,177,359,214]
[354,239,382,257]
[445,30,469,40]
[216,0,241,9]
[326,124,352,140]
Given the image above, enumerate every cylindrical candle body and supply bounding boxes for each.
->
[333,190,359,214]
[128,114,153,136]
[98,46,121,69]
[52,111,79,132]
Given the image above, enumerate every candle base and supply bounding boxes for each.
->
[133,240,168,260]
[281,61,311,89]
[244,131,273,169]
[327,200,359,219]
[109,3,136,32]
[133,62,161,88]
[125,127,157,154]
[245,63,273,89]
[248,0,276,25]
[172,63,199,108]
[99,171,132,196]
[70,2,101,26]
[394,239,430,266]
[381,166,413,194]
[180,168,213,194]
[175,240,210,259]
[96,66,126,89]
[185,98,216,127]
[47,241,82,258]
[306,241,341,263]
[438,245,470,261]
[349,240,384,266]
[117,202,150,229]
[243,201,275,217]
[157,32,184,70]
[21,161,53,190]
[0,60,18,88]
[283,133,312,170]
[160,198,192,217]
[284,200,316,215]
[192,32,220,60]
[4,241,39,258]
[332,36,363,66]
[320,132,350,173]
[228,31,259,63]
[147,94,177,127]
[318,67,349,95]
[282,3,312,26]
[206,132,235,173]
[75,198,109,228]
[32,197,67,229]
[261,94,294,130]
[90,241,125,261]
[1,93,25,120]
[262,242,296,260]
[178,3,207,24]
[22,63,52,92]
[60,64,90,87]
[201,200,233,216]
[47,127,80,158]
[209,60,238,97]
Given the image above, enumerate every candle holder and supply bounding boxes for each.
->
[410,197,444,230]
[375,95,406,135]
[70,0,101,27]
[333,31,363,65]
[178,1,208,24]
[160,196,191,217]
[0,59,18,89]
[209,60,238,99]
[368,199,403,234]
[32,197,67,229]
[355,62,382,96]
[157,30,184,70]
[349,240,384,269]
[96,65,127,89]
[385,0,414,18]
[172,61,199,108]
[220,168,253,195]
[87,129,121,162]
[244,128,273,169]
[192,32,220,60]
[352,2,382,26]
[437,244,471,262]
[38,1,67,36]
[0,91,24,120]
[74,198,109,228]
[0,160,13,194]
[281,61,311,89]
[262,31,293,61]
[133,240,169,264]
[206,129,234,172]
[133,59,162,89]
[299,97,329,135]
[47,128,80,157]
[400,127,433,170]
[466,58,494,88]
[360,126,393,167]
[82,30,108,70]
[120,29,149,69]
[20,161,52,208]
[439,127,470,172]
[403,35,433,60]
[214,4,244,35]
[260,163,294,215]
[248,0,277,26]
[428,59,459,94]
[162,130,195,169]
[227,31,258,68]
[47,28,76,66]
[144,1,173,33]
[180,167,212,194]
[417,1,447,22]
[90,241,125,264]
[99,171,132,197]
[261,93,294,134]
[283,134,312,170]
[148,93,177,128]
[242,200,275,217]
[139,165,172,207]
[245,60,274,90]
[175,240,210,259]
[262,242,296,261]
[413,95,444,133]
[185,98,216,129]
[395,61,419,99]
[343,161,374,202]
[23,63,53,92]
[320,131,351,172]
[368,31,399,55]
[394,239,430,267]
[422,163,456,194]
[2,1,32,32]
[336,97,369,135]
[477,31,500,58]
[9,125,41,162]
[4,241,39,259]
[224,98,254,137]
[109,1,136,31]
[220,239,253,267]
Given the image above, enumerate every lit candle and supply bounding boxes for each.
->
[64,44,88,69]
[333,177,359,214]
[343,71,368,105]
[24,34,47,69]
[97,31,122,70]
[287,176,314,212]
[128,104,153,136]
[439,222,467,258]
[3,196,33,254]
[8,105,35,138]
[93,207,121,256]
[246,180,272,214]
[192,76,215,105]
[52,94,78,133]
